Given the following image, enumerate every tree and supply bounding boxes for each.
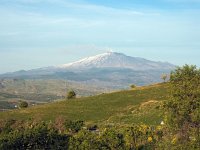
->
[161,74,168,82]
[67,90,76,99]
[18,101,28,109]
[164,65,200,147]
[130,84,136,89]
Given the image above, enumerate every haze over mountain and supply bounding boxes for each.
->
[0,52,175,88]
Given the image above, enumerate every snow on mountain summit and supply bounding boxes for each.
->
[0,52,175,87]
[59,52,174,71]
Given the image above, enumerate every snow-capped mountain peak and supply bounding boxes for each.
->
[0,52,175,87]
[60,52,115,68]
[59,52,174,71]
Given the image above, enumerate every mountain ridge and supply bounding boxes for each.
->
[57,52,175,71]
[0,52,175,76]
[0,52,175,89]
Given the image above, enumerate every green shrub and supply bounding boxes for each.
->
[65,120,84,133]
[18,101,28,109]
[68,129,101,150]
[0,122,69,150]
[66,90,76,99]
[162,65,200,148]
[130,84,136,89]
[100,128,125,150]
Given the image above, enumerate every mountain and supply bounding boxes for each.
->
[59,52,174,71]
[0,52,175,90]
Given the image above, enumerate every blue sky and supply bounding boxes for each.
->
[0,0,200,73]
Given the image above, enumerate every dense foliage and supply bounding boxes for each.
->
[0,119,163,150]
[0,120,69,150]
[163,65,200,149]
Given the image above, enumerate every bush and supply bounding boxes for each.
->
[163,65,200,148]
[0,122,69,150]
[66,90,76,99]
[65,120,84,133]
[130,84,136,89]
[18,101,28,109]
[68,129,101,150]
[100,128,125,149]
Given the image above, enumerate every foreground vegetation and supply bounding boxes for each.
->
[0,118,168,150]
[0,65,199,149]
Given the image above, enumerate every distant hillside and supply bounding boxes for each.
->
[0,79,113,110]
[0,83,169,125]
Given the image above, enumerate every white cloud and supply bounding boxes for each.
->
[2,0,160,17]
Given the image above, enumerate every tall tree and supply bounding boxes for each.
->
[164,65,200,147]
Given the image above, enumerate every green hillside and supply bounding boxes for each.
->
[0,83,169,126]
[0,79,116,110]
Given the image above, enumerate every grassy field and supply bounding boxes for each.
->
[0,83,170,126]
